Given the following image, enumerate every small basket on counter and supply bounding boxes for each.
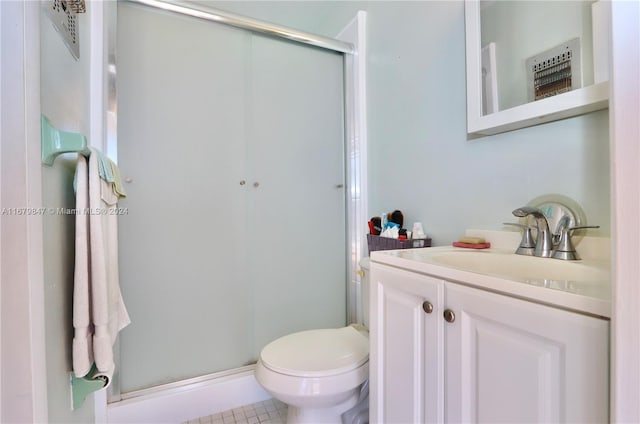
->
[367,234,432,254]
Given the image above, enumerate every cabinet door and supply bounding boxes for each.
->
[370,263,444,423]
[445,282,609,423]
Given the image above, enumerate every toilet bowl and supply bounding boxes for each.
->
[255,326,369,423]
[255,259,371,424]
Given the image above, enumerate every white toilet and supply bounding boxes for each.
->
[255,259,371,424]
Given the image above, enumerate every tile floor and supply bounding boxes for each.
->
[184,398,288,424]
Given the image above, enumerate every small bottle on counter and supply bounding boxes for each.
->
[412,222,426,239]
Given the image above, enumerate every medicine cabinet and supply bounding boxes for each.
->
[465,0,610,136]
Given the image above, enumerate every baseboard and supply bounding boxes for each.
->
[106,366,271,423]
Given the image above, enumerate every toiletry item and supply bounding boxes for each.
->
[380,226,399,239]
[458,236,486,244]
[368,221,376,234]
[385,222,399,230]
[452,241,491,249]
[370,217,382,235]
[390,210,404,228]
[412,222,425,239]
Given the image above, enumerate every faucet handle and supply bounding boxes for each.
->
[503,222,536,255]
[567,225,600,231]
[552,225,600,261]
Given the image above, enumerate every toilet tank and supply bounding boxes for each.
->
[359,258,371,328]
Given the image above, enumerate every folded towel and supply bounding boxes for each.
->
[72,149,126,199]
[72,148,131,378]
[72,156,92,377]
[95,149,115,183]
[108,159,127,198]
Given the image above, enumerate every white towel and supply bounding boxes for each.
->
[72,155,92,376]
[72,148,131,380]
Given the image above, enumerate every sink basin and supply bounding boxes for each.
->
[372,242,611,316]
[429,249,609,289]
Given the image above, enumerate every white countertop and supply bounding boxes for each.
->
[369,230,611,319]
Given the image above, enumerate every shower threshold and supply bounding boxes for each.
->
[118,364,257,401]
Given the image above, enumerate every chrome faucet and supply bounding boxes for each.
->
[553,215,572,245]
[509,205,600,260]
[512,206,554,257]
[503,222,536,256]
[552,224,600,260]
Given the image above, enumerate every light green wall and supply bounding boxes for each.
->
[212,1,610,245]
[40,8,96,423]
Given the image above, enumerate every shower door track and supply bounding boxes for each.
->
[118,365,256,401]
[126,0,355,54]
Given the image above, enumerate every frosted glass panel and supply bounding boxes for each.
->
[248,36,346,355]
[117,3,346,393]
[117,3,251,392]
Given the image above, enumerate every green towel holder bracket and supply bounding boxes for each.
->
[70,365,108,410]
[41,115,91,166]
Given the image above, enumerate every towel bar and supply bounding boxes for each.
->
[41,115,91,166]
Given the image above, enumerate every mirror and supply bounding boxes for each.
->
[465,0,610,136]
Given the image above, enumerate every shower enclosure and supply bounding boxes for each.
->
[115,1,357,394]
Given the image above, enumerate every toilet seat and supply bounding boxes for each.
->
[259,326,369,378]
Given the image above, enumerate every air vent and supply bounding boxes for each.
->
[526,38,581,101]
[44,0,80,60]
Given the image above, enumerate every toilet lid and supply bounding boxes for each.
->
[259,326,369,378]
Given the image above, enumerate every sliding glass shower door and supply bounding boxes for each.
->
[116,3,346,393]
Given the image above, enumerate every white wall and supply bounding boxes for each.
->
[0,1,47,422]
[610,0,640,421]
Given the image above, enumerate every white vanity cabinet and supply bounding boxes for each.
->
[445,282,609,423]
[370,262,610,423]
